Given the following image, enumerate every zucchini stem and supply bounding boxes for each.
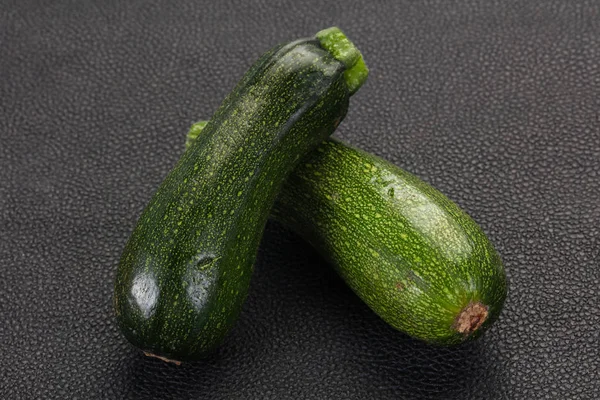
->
[453,301,488,336]
[185,120,208,149]
[316,27,368,95]
[144,352,182,366]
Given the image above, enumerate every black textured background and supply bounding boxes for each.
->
[1,1,599,399]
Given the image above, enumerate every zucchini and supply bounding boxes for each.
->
[114,27,368,362]
[186,128,507,345]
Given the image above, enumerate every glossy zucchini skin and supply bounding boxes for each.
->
[114,29,367,362]
[185,130,507,345]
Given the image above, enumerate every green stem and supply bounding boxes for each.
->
[185,120,208,149]
[315,27,368,95]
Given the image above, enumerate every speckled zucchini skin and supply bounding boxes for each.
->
[114,36,356,361]
[272,139,507,345]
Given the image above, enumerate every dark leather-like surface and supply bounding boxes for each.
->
[1,1,599,399]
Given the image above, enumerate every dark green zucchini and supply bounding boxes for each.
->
[114,27,368,362]
[186,128,506,345]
